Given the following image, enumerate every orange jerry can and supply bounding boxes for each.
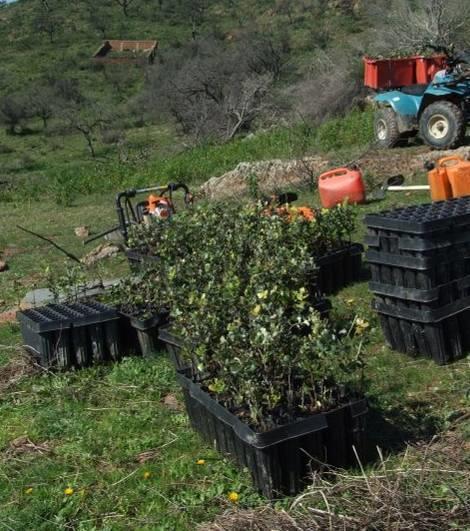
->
[446,157,470,198]
[318,167,366,208]
[427,156,469,201]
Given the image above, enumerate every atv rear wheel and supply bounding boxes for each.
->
[419,101,466,149]
[374,108,401,148]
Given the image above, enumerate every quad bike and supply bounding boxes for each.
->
[85,182,193,245]
[369,48,470,149]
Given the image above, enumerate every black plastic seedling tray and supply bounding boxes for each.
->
[177,368,367,499]
[369,275,470,309]
[158,325,188,370]
[365,196,470,235]
[373,298,470,364]
[317,244,364,294]
[125,249,160,273]
[366,248,470,290]
[364,225,470,254]
[17,300,121,370]
[120,309,170,358]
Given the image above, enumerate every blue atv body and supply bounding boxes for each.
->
[373,69,470,149]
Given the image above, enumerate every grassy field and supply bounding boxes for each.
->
[0,188,468,529]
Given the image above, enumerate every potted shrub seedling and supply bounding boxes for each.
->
[144,203,368,498]
[110,269,170,358]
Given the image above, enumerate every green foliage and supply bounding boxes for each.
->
[109,268,169,319]
[128,202,363,430]
[316,108,375,152]
[44,263,88,302]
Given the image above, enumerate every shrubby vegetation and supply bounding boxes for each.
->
[124,202,363,430]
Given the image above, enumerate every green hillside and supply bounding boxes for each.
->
[0,0,379,203]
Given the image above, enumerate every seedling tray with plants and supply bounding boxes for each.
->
[125,249,160,273]
[158,325,187,370]
[119,308,170,357]
[109,270,171,358]
[316,243,363,294]
[123,202,368,498]
[177,368,368,499]
[17,300,121,370]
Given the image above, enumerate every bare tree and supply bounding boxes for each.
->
[28,86,56,129]
[63,103,110,158]
[224,74,273,140]
[32,9,64,43]
[0,95,30,134]
[112,0,136,17]
[285,50,363,125]
[366,0,470,54]
[145,37,277,141]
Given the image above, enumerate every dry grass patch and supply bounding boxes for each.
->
[203,430,470,531]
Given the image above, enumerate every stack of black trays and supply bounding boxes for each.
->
[17,300,121,370]
[365,197,470,364]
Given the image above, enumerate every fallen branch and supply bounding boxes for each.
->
[17,225,81,264]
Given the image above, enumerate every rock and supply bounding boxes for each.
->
[162,393,183,411]
[81,244,121,266]
[21,279,120,308]
[199,146,470,201]
[0,310,16,323]
[0,260,8,272]
[200,157,329,201]
[74,226,90,239]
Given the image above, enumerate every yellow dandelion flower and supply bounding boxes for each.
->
[64,487,74,496]
[143,471,152,480]
[196,459,206,465]
[355,318,370,335]
[228,491,239,503]
[25,487,33,495]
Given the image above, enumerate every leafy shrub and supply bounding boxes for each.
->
[108,269,170,319]
[127,202,364,431]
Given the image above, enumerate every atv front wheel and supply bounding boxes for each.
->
[419,101,465,149]
[374,108,401,148]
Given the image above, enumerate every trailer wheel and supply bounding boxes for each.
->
[419,101,465,149]
[374,108,401,148]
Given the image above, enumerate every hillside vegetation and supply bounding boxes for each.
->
[3,0,468,203]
